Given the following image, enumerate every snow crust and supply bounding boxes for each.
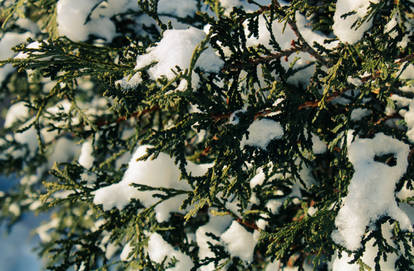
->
[241,118,284,149]
[332,133,413,251]
[93,145,210,222]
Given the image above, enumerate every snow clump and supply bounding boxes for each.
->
[157,0,197,18]
[196,214,233,271]
[333,0,379,44]
[78,140,94,169]
[116,27,223,89]
[220,221,258,263]
[241,118,284,149]
[56,0,139,42]
[332,133,413,251]
[0,32,32,84]
[147,232,194,271]
[93,145,211,222]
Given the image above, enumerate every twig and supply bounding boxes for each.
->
[271,0,329,66]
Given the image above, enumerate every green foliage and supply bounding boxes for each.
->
[0,0,413,270]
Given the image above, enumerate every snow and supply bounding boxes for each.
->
[147,232,194,270]
[14,126,38,158]
[347,76,363,87]
[14,41,46,60]
[390,94,414,142]
[229,108,247,125]
[245,14,316,86]
[48,137,80,167]
[0,32,32,84]
[384,14,398,39]
[399,63,414,93]
[241,118,284,149]
[56,0,114,41]
[221,221,258,262]
[93,145,210,222]
[311,133,327,154]
[350,108,372,121]
[158,0,197,18]
[117,27,223,89]
[4,102,30,128]
[266,199,283,214]
[332,223,399,270]
[120,241,133,261]
[196,214,233,271]
[249,170,266,188]
[219,0,270,14]
[296,12,338,50]
[280,52,316,86]
[36,218,59,243]
[56,0,139,42]
[78,140,94,169]
[333,0,378,44]
[246,15,296,51]
[332,133,413,251]
[8,203,21,217]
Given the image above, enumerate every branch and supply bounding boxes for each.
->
[271,0,329,66]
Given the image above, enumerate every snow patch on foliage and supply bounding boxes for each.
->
[147,232,194,270]
[332,223,399,270]
[241,118,283,149]
[221,221,257,262]
[78,140,94,169]
[93,145,210,222]
[196,214,233,271]
[56,0,138,41]
[296,12,338,50]
[350,108,372,121]
[391,94,414,142]
[117,27,223,89]
[311,133,327,154]
[399,63,414,93]
[332,133,412,251]
[245,15,316,86]
[158,0,197,17]
[49,137,80,167]
[333,0,378,44]
[120,242,133,261]
[0,32,32,84]
[4,102,30,128]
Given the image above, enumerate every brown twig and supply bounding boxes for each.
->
[236,217,259,230]
[271,0,329,66]
[95,105,159,127]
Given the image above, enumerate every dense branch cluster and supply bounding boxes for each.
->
[0,0,413,270]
